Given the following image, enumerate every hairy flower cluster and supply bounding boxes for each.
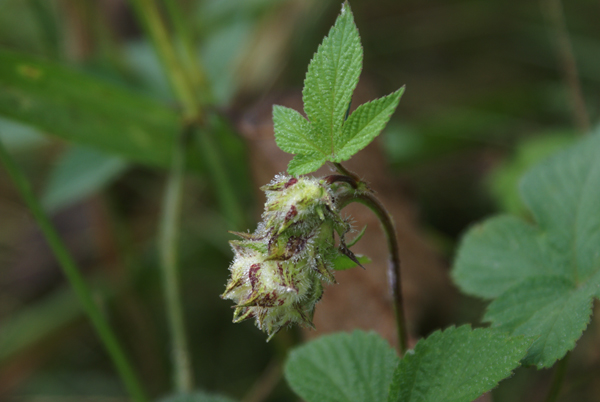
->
[221,175,351,340]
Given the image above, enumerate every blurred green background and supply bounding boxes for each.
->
[0,0,598,401]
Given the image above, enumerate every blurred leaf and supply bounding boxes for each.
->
[488,132,576,215]
[200,20,252,105]
[123,40,174,101]
[159,391,237,402]
[0,0,44,54]
[388,326,532,402]
[285,330,398,402]
[0,286,82,363]
[453,130,600,368]
[0,116,47,151]
[0,48,179,167]
[43,145,128,211]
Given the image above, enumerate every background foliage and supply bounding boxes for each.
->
[0,0,599,401]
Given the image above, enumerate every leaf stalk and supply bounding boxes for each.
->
[158,125,195,393]
[332,166,408,355]
[545,352,570,402]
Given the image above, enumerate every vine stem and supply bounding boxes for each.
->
[158,126,194,393]
[545,352,570,402]
[129,0,245,229]
[332,165,408,355]
[128,0,198,120]
[0,139,148,402]
[163,0,212,102]
[128,0,197,392]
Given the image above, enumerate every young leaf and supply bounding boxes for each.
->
[273,105,327,156]
[273,2,403,175]
[288,152,328,176]
[285,330,399,402]
[335,87,404,161]
[453,131,600,368]
[388,326,532,402]
[302,2,363,157]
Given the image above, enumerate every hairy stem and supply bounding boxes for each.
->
[545,352,570,402]
[159,126,195,392]
[0,140,148,402]
[333,170,408,355]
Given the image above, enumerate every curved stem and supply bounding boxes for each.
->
[159,125,194,393]
[0,140,148,402]
[337,187,408,355]
[545,352,570,402]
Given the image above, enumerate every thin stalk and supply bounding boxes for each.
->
[545,352,570,402]
[0,140,148,402]
[543,0,590,133]
[335,178,408,355]
[158,126,194,393]
[28,0,62,60]
[128,0,199,119]
[195,126,245,229]
[163,0,212,102]
[130,0,245,229]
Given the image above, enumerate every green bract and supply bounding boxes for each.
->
[221,175,362,340]
[272,3,404,176]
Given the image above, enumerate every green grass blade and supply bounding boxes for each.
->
[0,48,179,167]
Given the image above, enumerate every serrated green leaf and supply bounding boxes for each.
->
[388,326,532,402]
[273,105,326,156]
[285,330,398,402]
[335,88,404,161]
[159,391,237,402]
[287,152,327,176]
[487,133,576,216]
[453,131,600,368]
[452,215,552,299]
[484,276,593,367]
[0,48,179,167]
[272,3,403,175]
[302,2,362,156]
[43,145,128,211]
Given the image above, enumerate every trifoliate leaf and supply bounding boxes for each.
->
[335,88,404,161]
[273,105,327,156]
[272,3,403,175]
[452,131,600,368]
[303,2,363,157]
[287,152,327,176]
[388,326,532,402]
[285,330,398,402]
